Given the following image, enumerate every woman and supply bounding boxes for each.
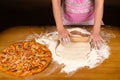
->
[52,0,104,47]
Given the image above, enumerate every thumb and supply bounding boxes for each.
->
[89,35,93,42]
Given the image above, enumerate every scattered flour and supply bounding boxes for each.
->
[27,27,112,74]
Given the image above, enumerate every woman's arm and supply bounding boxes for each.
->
[91,0,104,48]
[93,0,104,34]
[52,0,64,30]
[52,0,70,45]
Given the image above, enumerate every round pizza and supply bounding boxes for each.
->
[0,41,52,76]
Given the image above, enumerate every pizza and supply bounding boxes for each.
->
[0,41,52,76]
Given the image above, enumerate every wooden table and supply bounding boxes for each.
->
[0,26,120,80]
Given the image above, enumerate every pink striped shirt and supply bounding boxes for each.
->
[62,0,95,23]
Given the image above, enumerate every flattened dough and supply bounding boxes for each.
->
[56,42,91,60]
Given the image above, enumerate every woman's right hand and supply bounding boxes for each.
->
[57,27,71,45]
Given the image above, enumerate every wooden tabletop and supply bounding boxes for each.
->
[0,26,120,80]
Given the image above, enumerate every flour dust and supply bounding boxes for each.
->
[26,27,115,75]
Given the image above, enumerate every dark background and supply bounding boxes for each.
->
[0,0,120,29]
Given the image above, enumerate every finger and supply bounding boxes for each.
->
[63,37,71,45]
[89,35,93,43]
[101,38,106,44]
[62,38,68,45]
[93,40,98,49]
[67,36,71,43]
[64,38,68,45]
[98,38,105,47]
[96,39,102,45]
[94,38,104,49]
[96,41,101,49]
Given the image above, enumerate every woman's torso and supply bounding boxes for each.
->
[62,0,95,23]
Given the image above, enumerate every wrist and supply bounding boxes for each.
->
[57,25,64,30]
[56,26,65,33]
[92,26,101,34]
[91,30,100,36]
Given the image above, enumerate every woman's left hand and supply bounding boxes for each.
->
[90,33,104,49]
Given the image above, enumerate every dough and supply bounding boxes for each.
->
[56,42,91,60]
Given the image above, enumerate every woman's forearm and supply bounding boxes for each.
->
[93,0,104,34]
[52,0,64,30]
